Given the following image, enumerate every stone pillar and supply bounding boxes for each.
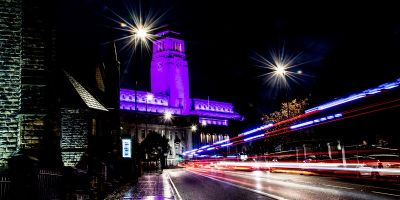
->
[0,0,22,167]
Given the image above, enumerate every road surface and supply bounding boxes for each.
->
[166,168,400,200]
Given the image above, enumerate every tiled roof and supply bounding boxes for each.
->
[64,71,108,111]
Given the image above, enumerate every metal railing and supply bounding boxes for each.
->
[0,175,11,200]
[38,169,63,200]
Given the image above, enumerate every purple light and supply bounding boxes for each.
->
[198,117,229,126]
[199,145,210,149]
[290,113,342,130]
[221,143,233,147]
[290,121,314,130]
[119,31,243,126]
[193,99,234,113]
[243,133,265,142]
[239,123,273,136]
[213,139,229,145]
[305,79,400,113]
[206,147,215,151]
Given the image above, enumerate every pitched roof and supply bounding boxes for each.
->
[64,71,108,111]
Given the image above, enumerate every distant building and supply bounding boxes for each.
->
[120,30,242,166]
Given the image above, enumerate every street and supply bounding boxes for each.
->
[167,168,400,200]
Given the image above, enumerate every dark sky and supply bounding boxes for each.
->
[57,0,400,123]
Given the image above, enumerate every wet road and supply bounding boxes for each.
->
[166,168,400,200]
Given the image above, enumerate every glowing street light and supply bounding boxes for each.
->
[191,125,197,132]
[275,64,287,76]
[145,93,154,112]
[135,27,148,40]
[254,45,309,91]
[111,8,164,52]
[146,93,154,101]
[254,46,309,119]
[164,111,172,121]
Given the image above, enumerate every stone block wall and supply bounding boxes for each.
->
[0,0,22,167]
[60,108,89,167]
[20,0,54,149]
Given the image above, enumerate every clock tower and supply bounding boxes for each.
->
[150,30,190,114]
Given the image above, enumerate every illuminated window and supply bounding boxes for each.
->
[174,42,182,52]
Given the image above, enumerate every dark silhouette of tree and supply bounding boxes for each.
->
[139,131,170,170]
[256,98,309,154]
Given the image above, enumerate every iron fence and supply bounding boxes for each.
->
[0,175,11,200]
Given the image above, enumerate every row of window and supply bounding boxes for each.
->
[121,95,167,105]
[200,133,229,144]
[156,42,183,52]
[195,104,233,112]
[140,129,186,141]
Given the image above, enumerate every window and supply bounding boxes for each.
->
[174,42,182,52]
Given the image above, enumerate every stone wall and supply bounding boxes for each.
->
[60,108,89,167]
[0,0,22,167]
[20,0,54,149]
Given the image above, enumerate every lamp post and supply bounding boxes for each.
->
[163,111,172,167]
[144,93,154,137]
[191,125,197,149]
[273,64,291,119]
[118,20,152,180]
[163,111,172,135]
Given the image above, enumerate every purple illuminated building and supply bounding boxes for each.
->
[120,30,242,165]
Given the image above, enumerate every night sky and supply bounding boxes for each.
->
[57,0,400,123]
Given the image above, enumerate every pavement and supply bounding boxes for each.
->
[104,171,178,200]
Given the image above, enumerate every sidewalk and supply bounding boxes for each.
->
[105,171,177,200]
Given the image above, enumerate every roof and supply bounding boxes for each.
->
[64,71,108,111]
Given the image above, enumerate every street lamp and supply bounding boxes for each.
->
[191,125,197,132]
[164,111,172,121]
[163,111,172,137]
[114,12,159,180]
[272,64,291,118]
[144,93,154,137]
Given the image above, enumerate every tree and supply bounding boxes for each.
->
[259,98,309,154]
[139,131,170,170]
[262,98,309,124]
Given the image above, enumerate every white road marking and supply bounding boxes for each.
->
[371,191,400,197]
[166,172,183,200]
[321,184,354,190]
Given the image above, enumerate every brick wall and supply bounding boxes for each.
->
[60,108,89,167]
[19,0,54,149]
[0,0,22,167]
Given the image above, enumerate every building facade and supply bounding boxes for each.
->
[120,30,242,166]
[0,0,56,167]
